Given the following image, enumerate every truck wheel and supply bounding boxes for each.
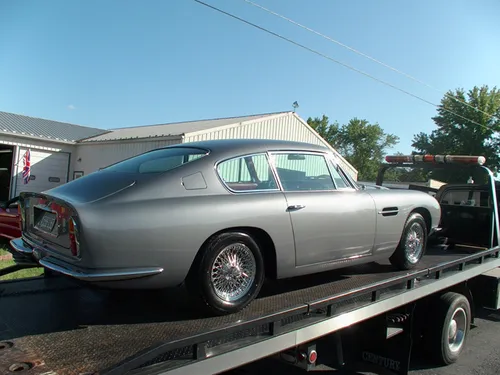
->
[390,212,427,270]
[428,292,471,365]
[188,232,265,316]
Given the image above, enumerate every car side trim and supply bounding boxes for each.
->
[9,238,164,282]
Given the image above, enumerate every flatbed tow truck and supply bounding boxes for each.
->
[1,154,499,375]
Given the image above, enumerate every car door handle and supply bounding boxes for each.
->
[287,204,306,211]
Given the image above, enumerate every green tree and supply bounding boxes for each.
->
[336,118,399,181]
[412,85,500,183]
[306,115,340,148]
[307,116,399,181]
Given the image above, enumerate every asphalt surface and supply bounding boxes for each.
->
[224,308,500,375]
[410,308,500,375]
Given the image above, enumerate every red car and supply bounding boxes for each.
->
[0,196,21,240]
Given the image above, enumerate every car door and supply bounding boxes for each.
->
[270,151,377,267]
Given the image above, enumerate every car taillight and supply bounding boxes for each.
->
[68,217,80,257]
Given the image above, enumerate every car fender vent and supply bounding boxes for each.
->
[380,207,399,217]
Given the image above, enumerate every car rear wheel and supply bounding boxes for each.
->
[188,231,265,315]
[390,212,427,270]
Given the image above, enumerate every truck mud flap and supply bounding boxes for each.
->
[333,304,416,375]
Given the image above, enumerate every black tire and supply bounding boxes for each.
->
[390,212,427,270]
[426,292,471,365]
[187,231,265,315]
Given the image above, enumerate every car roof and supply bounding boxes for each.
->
[168,138,330,156]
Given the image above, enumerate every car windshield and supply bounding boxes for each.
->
[101,147,208,174]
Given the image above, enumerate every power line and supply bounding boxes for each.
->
[192,0,494,133]
[240,0,499,123]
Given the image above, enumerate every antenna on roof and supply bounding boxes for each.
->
[292,101,299,112]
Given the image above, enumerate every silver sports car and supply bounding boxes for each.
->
[10,139,441,315]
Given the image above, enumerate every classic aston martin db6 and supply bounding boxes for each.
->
[10,139,441,315]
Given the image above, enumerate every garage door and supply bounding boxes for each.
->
[14,148,70,196]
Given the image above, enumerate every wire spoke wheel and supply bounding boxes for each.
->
[210,242,257,302]
[404,222,424,264]
[390,212,427,270]
[191,231,265,315]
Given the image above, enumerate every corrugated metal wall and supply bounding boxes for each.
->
[185,113,318,143]
[75,113,358,180]
[184,113,358,180]
[75,138,182,176]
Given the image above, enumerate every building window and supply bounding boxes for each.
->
[217,153,278,192]
[272,153,335,191]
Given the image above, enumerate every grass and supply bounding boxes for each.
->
[0,259,44,280]
[0,244,44,280]
[0,248,10,256]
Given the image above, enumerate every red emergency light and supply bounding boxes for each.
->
[385,154,486,166]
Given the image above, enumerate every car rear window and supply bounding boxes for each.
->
[101,147,208,174]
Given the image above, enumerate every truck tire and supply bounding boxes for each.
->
[427,292,471,365]
[390,212,427,270]
[187,231,265,316]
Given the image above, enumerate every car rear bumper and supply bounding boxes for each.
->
[9,237,164,282]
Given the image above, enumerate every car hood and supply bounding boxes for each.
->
[43,171,138,205]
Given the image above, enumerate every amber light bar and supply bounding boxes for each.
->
[385,154,486,166]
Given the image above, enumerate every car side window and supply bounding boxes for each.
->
[328,161,350,189]
[139,156,182,173]
[272,153,335,191]
[217,153,278,192]
[138,153,205,173]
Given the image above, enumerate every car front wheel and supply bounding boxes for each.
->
[189,231,265,315]
[390,212,428,270]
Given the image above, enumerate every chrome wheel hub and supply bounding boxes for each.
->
[447,307,467,353]
[405,222,424,263]
[211,243,256,302]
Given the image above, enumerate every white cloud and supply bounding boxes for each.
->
[67,104,76,110]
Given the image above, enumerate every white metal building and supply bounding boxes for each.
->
[75,111,357,179]
[0,111,107,202]
[0,110,358,201]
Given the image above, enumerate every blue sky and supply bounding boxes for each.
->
[1,0,499,154]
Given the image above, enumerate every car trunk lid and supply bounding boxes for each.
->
[19,172,139,257]
[20,192,79,254]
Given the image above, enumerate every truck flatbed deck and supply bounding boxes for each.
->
[1,244,499,375]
